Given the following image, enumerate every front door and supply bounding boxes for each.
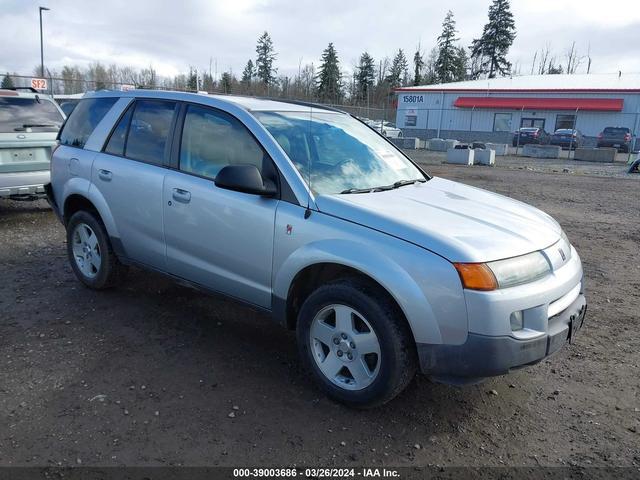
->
[162,103,278,308]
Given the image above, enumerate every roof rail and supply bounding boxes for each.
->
[262,97,347,114]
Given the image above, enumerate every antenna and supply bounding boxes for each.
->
[305,106,312,219]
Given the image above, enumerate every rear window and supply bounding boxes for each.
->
[520,128,538,132]
[0,96,64,133]
[59,97,118,149]
[603,127,630,135]
[555,129,574,134]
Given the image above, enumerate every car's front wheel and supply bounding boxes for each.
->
[66,210,127,289]
[297,279,417,408]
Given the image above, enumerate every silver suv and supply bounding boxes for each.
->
[1,88,65,198]
[47,90,586,407]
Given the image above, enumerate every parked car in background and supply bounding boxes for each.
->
[597,127,633,153]
[0,88,65,199]
[512,127,550,147]
[550,129,584,149]
[47,90,586,407]
[54,94,84,117]
[369,120,403,138]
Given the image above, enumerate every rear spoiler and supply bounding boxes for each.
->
[4,87,39,93]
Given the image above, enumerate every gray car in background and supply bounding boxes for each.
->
[47,90,586,407]
[0,88,65,198]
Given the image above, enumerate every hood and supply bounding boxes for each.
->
[314,177,561,263]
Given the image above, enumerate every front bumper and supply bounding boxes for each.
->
[417,293,586,382]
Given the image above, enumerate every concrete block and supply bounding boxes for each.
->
[474,149,496,166]
[418,139,427,149]
[429,138,460,152]
[446,148,474,165]
[573,147,617,163]
[522,144,561,159]
[390,137,420,149]
[484,143,509,156]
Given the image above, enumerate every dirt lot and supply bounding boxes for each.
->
[0,153,639,470]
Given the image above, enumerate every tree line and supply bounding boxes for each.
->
[1,0,593,109]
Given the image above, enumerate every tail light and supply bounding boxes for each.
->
[533,131,539,138]
[624,133,631,141]
[598,132,603,139]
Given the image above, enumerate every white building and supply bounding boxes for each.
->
[395,73,640,147]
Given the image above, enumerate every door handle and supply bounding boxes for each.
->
[172,188,191,203]
[98,169,112,181]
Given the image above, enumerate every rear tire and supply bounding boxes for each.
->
[297,278,417,408]
[66,210,128,289]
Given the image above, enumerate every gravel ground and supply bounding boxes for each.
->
[0,154,638,470]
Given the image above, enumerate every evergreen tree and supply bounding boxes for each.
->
[221,72,233,93]
[186,67,198,91]
[452,46,468,81]
[1,73,15,89]
[413,48,424,86]
[386,49,409,88]
[255,31,277,86]
[355,52,375,101]
[436,10,460,83]
[316,42,342,104]
[241,59,254,85]
[470,0,516,78]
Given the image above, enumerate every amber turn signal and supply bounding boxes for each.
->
[453,263,498,291]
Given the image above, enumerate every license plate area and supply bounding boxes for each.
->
[10,149,37,163]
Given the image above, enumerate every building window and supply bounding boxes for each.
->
[555,114,576,131]
[493,113,512,132]
[405,114,417,127]
[521,118,545,130]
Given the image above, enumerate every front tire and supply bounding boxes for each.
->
[297,278,417,408]
[66,210,127,289]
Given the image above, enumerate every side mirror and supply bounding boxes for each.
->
[214,164,277,197]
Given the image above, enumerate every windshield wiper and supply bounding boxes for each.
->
[14,123,58,131]
[389,178,427,189]
[340,179,426,194]
[340,187,385,194]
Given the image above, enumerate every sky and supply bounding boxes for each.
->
[1,0,639,81]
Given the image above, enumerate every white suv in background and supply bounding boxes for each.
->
[0,88,65,199]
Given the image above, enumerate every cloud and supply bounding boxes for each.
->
[1,0,638,80]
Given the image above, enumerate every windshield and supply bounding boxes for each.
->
[0,97,64,133]
[254,111,425,195]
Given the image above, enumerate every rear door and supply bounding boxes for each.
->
[92,99,178,269]
[162,103,279,308]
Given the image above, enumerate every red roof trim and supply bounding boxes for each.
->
[452,96,624,111]
[395,87,640,93]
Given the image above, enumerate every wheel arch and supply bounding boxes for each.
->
[272,240,443,345]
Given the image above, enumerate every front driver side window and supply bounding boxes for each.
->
[179,104,265,179]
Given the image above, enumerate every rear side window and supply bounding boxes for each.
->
[0,96,64,133]
[124,100,177,165]
[104,105,134,156]
[179,104,265,179]
[59,97,117,148]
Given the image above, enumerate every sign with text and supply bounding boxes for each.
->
[31,78,48,90]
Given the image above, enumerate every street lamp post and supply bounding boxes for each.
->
[39,6,50,78]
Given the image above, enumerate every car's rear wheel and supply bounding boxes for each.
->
[297,278,417,408]
[66,210,127,289]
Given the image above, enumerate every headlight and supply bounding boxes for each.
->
[487,251,551,288]
[454,251,551,291]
